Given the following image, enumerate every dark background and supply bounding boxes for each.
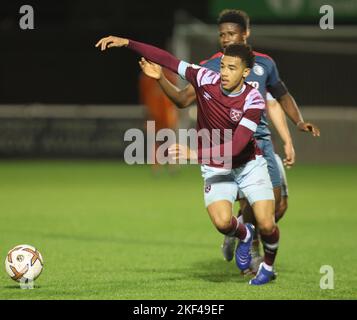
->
[1,0,356,106]
[0,0,209,104]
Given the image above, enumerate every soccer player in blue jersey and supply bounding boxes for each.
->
[137,9,320,274]
[96,35,279,285]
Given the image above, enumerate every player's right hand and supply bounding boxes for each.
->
[95,36,129,51]
[138,58,162,80]
[168,144,198,162]
[283,142,295,169]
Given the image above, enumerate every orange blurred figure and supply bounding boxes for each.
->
[139,68,179,173]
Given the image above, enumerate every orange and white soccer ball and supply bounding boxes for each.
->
[5,244,44,282]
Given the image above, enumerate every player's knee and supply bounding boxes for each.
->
[258,220,276,235]
[214,216,233,235]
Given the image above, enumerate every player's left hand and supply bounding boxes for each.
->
[297,121,320,137]
[283,142,295,169]
[139,58,162,80]
[95,36,129,51]
[168,144,198,162]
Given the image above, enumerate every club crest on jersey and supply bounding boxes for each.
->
[205,184,211,193]
[253,64,264,76]
[230,109,243,122]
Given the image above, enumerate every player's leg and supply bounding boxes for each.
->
[241,186,280,253]
[206,199,250,243]
[238,198,263,274]
[221,189,258,262]
[221,196,246,262]
[277,196,288,222]
[250,199,280,285]
[239,198,255,224]
[274,153,289,222]
[221,233,237,262]
[220,190,263,266]
[220,139,282,266]
[235,155,279,285]
[252,139,282,267]
[236,139,281,272]
[202,166,254,268]
[257,139,282,207]
[205,186,255,270]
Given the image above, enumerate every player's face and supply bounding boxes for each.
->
[220,55,250,91]
[219,23,247,49]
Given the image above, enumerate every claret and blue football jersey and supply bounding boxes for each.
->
[201,51,287,140]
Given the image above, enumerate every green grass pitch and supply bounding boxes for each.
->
[0,161,356,300]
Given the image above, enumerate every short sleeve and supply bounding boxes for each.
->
[178,61,220,89]
[266,58,281,88]
[178,61,201,85]
[266,58,288,98]
[266,92,275,101]
[243,88,266,112]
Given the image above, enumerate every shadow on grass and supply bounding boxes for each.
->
[187,258,248,283]
[2,285,20,289]
[2,285,42,289]
[116,259,247,284]
[35,231,213,250]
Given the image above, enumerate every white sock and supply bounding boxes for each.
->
[263,262,273,272]
[237,214,244,224]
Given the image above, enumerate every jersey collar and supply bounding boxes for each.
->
[220,84,246,97]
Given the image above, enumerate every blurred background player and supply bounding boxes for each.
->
[139,68,179,174]
[266,92,290,218]
[137,9,320,274]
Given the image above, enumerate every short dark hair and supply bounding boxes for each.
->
[217,9,250,32]
[224,44,255,69]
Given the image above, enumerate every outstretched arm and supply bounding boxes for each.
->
[139,58,196,109]
[95,36,181,76]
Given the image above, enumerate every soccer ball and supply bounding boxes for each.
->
[5,244,44,282]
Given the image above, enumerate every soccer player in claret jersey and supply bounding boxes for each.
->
[95,35,279,285]
[137,9,320,274]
